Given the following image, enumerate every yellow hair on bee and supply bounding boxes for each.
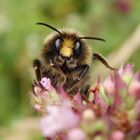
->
[60,47,72,57]
[62,39,74,48]
[43,28,92,65]
[82,44,92,65]
[60,39,74,57]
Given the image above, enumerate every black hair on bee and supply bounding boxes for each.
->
[33,22,116,98]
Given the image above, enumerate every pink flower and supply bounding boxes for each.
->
[73,91,82,105]
[30,64,140,139]
[57,87,71,100]
[40,77,51,90]
[73,91,85,111]
[135,100,140,116]
[68,128,86,140]
[103,75,115,95]
[34,104,42,112]
[129,72,140,99]
[115,0,131,14]
[40,104,80,138]
[93,89,108,115]
[130,117,140,136]
[110,131,125,140]
[33,85,44,96]
[112,72,127,109]
[118,64,133,84]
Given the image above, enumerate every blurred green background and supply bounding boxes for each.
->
[0,0,140,140]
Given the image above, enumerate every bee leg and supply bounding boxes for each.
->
[78,84,90,102]
[33,59,42,81]
[78,64,89,77]
[93,53,117,71]
[67,64,89,93]
[84,84,90,97]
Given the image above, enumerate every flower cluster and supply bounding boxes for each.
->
[30,64,140,140]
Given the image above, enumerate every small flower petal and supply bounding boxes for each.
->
[129,72,140,99]
[40,77,51,90]
[104,75,115,95]
[118,64,134,84]
[110,131,125,140]
[40,105,79,138]
[68,128,86,140]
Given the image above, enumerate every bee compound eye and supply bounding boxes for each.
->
[75,41,81,53]
[55,38,61,51]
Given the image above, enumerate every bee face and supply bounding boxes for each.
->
[54,33,82,58]
[42,30,90,70]
[56,37,80,58]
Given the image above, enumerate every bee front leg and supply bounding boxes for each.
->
[33,59,42,81]
[66,64,89,93]
[93,53,117,70]
[48,59,66,87]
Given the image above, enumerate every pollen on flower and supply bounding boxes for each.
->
[111,111,132,133]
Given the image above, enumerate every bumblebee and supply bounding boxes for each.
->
[33,22,115,97]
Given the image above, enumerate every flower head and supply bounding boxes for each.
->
[68,128,86,140]
[40,104,80,138]
[30,64,140,140]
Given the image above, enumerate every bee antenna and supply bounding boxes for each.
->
[79,36,105,42]
[36,22,62,35]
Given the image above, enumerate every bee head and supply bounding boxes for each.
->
[54,33,82,59]
[37,22,105,67]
